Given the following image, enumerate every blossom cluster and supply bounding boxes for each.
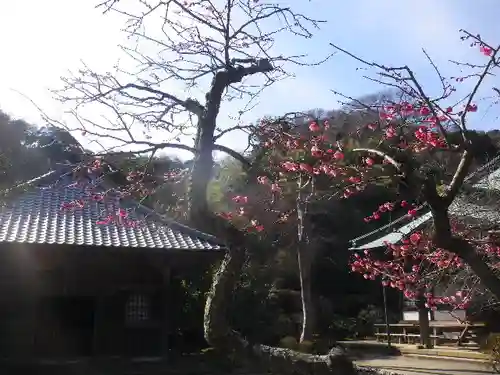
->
[349,231,471,310]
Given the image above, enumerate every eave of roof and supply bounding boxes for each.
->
[350,211,433,250]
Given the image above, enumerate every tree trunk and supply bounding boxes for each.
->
[415,291,432,349]
[296,175,316,343]
[203,223,357,375]
[188,72,227,219]
[298,242,315,343]
[432,209,500,304]
[188,120,216,218]
[453,238,500,301]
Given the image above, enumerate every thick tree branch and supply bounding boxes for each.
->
[94,142,251,168]
[227,59,275,85]
[101,83,205,117]
[450,239,500,303]
[351,148,402,171]
[214,124,256,141]
[443,150,474,207]
[214,144,251,168]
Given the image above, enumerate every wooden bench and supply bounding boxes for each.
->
[376,332,445,345]
[405,333,421,344]
[374,323,418,344]
[374,321,487,346]
[375,332,407,344]
[431,323,486,346]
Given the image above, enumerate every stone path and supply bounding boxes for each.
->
[355,356,496,375]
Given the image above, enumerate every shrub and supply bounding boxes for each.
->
[356,305,384,338]
[280,336,298,350]
[297,340,314,353]
[483,333,500,373]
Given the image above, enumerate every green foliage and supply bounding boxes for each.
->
[279,336,298,350]
[0,111,52,188]
[229,260,289,343]
[297,340,314,353]
[481,333,500,373]
[326,315,358,339]
[482,333,500,352]
[168,265,215,353]
[355,305,385,338]
[105,153,191,220]
[279,336,338,354]
[208,158,247,212]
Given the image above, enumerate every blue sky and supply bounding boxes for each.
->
[1,0,500,160]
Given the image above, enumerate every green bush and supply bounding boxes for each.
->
[297,340,314,353]
[280,335,337,355]
[280,336,298,350]
[481,333,500,352]
[356,305,384,338]
[311,335,336,354]
[482,334,500,373]
[326,314,357,339]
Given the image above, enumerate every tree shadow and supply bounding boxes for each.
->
[362,364,495,375]
[340,341,402,360]
[349,352,399,360]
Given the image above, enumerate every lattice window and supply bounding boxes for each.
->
[125,293,150,322]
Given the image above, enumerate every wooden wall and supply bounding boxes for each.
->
[0,243,181,358]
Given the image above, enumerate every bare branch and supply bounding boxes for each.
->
[458,32,500,131]
[214,123,256,141]
[109,83,205,116]
[328,42,461,144]
[444,150,474,207]
[55,0,329,163]
[443,32,500,206]
[94,141,251,168]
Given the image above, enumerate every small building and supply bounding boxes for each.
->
[349,154,500,322]
[0,167,225,359]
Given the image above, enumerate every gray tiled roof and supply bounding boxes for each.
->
[0,169,226,251]
[349,154,500,250]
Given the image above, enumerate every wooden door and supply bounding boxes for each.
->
[34,296,95,357]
